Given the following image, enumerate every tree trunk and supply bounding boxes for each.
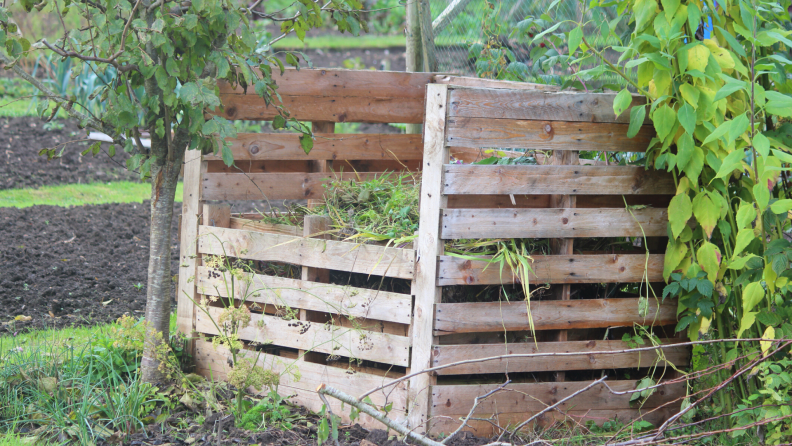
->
[141,157,182,383]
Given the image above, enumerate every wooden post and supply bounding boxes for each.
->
[308,122,335,208]
[406,0,423,136]
[300,215,331,362]
[549,141,578,382]
[417,0,437,72]
[176,149,207,353]
[408,84,449,433]
[202,203,231,229]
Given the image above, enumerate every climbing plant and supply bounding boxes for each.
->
[520,0,792,440]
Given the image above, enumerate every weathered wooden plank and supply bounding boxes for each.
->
[443,165,675,195]
[214,94,424,123]
[437,254,664,285]
[219,69,433,99]
[434,298,678,335]
[433,75,561,91]
[446,194,672,209]
[447,87,647,124]
[201,172,414,201]
[409,83,449,431]
[194,341,408,427]
[176,149,205,340]
[204,134,423,161]
[446,117,654,152]
[432,339,690,374]
[429,406,679,436]
[228,217,301,236]
[198,225,416,279]
[430,380,685,416]
[196,271,412,325]
[196,307,411,366]
[440,208,669,239]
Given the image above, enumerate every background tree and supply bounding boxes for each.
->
[0,0,367,382]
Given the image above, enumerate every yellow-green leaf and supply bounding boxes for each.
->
[668,192,692,238]
[760,326,775,357]
[770,199,792,214]
[753,182,770,211]
[613,88,633,118]
[692,191,719,239]
[683,146,704,184]
[680,83,700,106]
[686,44,711,72]
[742,281,765,313]
[653,104,677,142]
[696,242,721,282]
[663,239,688,281]
[736,200,755,229]
[732,228,755,258]
[737,311,756,338]
[728,254,759,270]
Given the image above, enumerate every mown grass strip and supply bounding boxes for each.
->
[0,181,184,208]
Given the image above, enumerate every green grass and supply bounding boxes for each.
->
[0,181,184,208]
[272,34,405,50]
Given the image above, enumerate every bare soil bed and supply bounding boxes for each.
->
[0,201,178,332]
[0,117,134,190]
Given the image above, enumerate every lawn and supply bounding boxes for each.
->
[0,182,184,208]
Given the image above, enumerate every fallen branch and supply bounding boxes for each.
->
[442,380,511,444]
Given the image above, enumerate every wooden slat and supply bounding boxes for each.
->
[446,117,654,152]
[429,406,679,436]
[196,273,412,326]
[433,75,561,91]
[204,134,423,161]
[196,307,411,366]
[447,87,647,124]
[228,217,301,236]
[206,159,311,173]
[194,341,408,426]
[443,165,675,195]
[409,83,449,431]
[430,380,685,416]
[198,225,416,279]
[440,208,669,239]
[432,339,689,374]
[433,299,678,335]
[437,254,664,285]
[215,94,424,123]
[446,194,672,209]
[219,69,433,99]
[201,172,414,201]
[176,149,205,341]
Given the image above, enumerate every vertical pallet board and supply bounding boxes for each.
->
[419,85,687,436]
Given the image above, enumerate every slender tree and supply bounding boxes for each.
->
[0,0,367,382]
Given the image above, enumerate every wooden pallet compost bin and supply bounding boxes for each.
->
[408,84,689,435]
[177,70,689,434]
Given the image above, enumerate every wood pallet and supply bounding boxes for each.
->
[177,70,687,436]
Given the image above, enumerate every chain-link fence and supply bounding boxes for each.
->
[426,0,628,87]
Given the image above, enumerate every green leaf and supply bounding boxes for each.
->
[714,149,746,179]
[702,119,732,145]
[180,81,221,108]
[753,182,770,212]
[770,199,792,214]
[627,105,646,138]
[683,146,704,185]
[714,26,746,57]
[634,0,658,31]
[661,0,680,21]
[272,115,286,130]
[732,228,755,259]
[736,200,755,230]
[727,113,749,145]
[664,239,688,281]
[686,44,710,72]
[742,281,765,313]
[653,104,676,142]
[696,242,720,282]
[765,91,792,118]
[754,133,770,158]
[692,191,719,239]
[613,88,633,118]
[688,5,702,40]
[568,26,582,54]
[166,57,180,77]
[299,133,313,154]
[221,143,234,167]
[668,192,692,238]
[737,311,757,338]
[713,81,747,102]
[679,84,700,106]
[678,103,696,135]
[728,254,759,270]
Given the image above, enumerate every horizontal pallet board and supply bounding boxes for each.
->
[197,307,411,366]
[194,341,408,416]
[431,380,685,415]
[196,266,412,324]
[219,69,433,99]
[228,217,301,236]
[434,298,678,335]
[202,172,414,201]
[446,118,654,152]
[432,339,689,374]
[440,208,669,239]
[443,165,675,195]
[204,133,423,161]
[198,225,416,279]
[214,94,424,123]
[445,194,673,209]
[434,75,561,91]
[437,254,664,285]
[447,87,647,124]
[429,406,679,435]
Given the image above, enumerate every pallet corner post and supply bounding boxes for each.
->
[408,83,449,433]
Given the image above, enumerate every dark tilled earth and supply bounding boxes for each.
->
[0,117,135,190]
[0,202,179,332]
